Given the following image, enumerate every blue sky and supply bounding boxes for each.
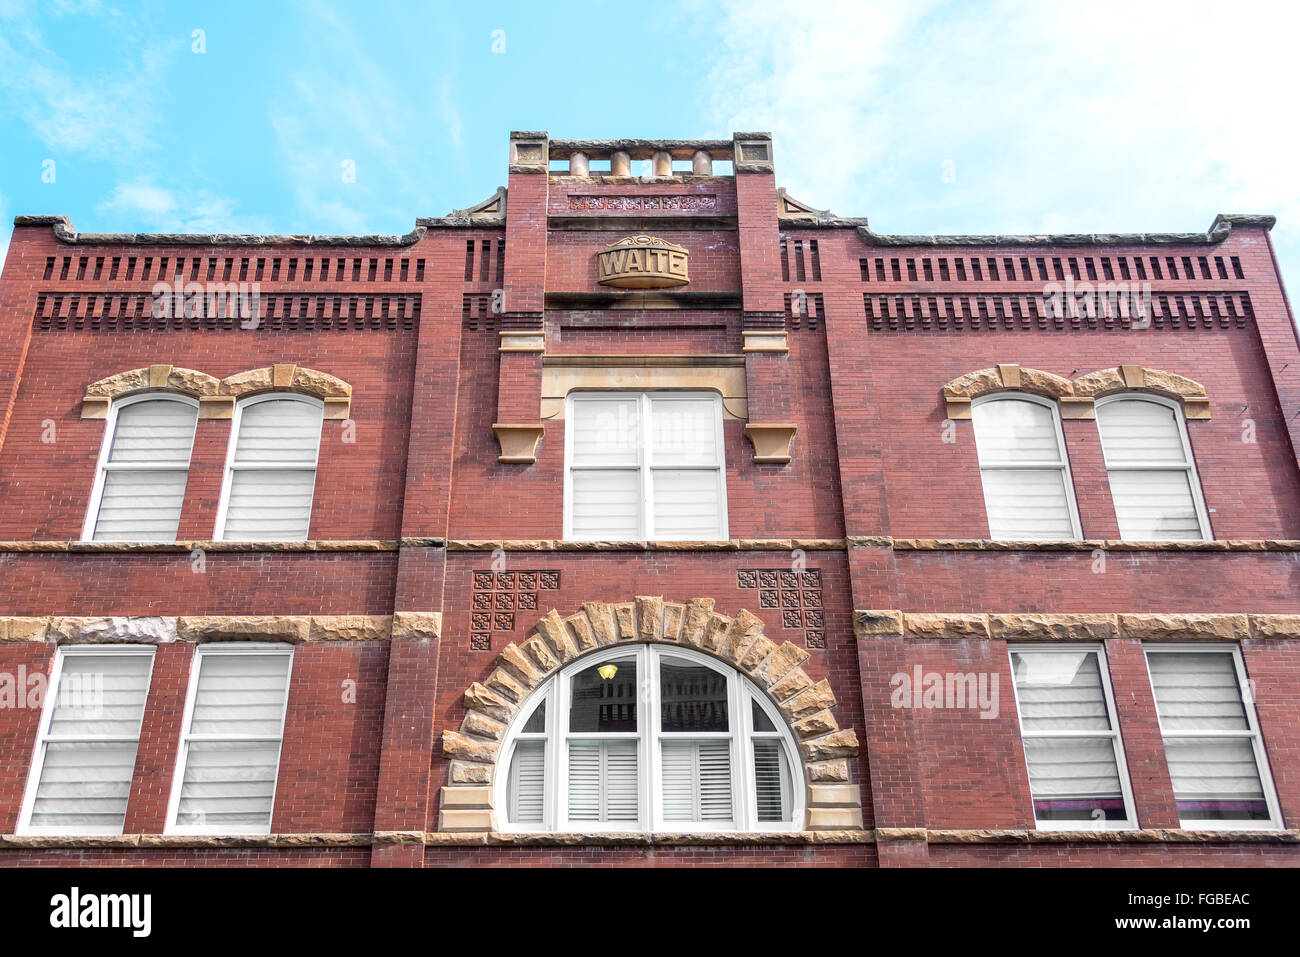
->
[2,0,1297,296]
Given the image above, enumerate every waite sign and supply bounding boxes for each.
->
[596,235,689,288]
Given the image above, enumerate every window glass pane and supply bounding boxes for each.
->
[651,469,723,539]
[569,469,640,539]
[1162,737,1269,822]
[973,399,1063,464]
[650,397,718,466]
[1011,651,1110,731]
[1106,470,1201,540]
[1097,399,1188,465]
[754,738,792,822]
[174,740,281,830]
[222,468,317,541]
[28,741,139,831]
[978,468,1075,540]
[189,653,291,737]
[567,740,638,822]
[660,662,728,732]
[569,658,638,733]
[570,397,640,466]
[93,469,190,542]
[661,740,732,822]
[521,700,546,734]
[108,399,197,465]
[233,399,323,465]
[507,740,545,824]
[1022,737,1127,822]
[1148,652,1248,731]
[48,654,152,738]
[751,698,776,732]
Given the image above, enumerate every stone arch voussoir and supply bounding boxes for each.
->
[81,364,221,418]
[219,364,353,419]
[1072,366,1210,419]
[942,364,1075,419]
[438,596,863,833]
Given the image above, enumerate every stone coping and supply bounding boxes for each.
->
[846,213,1275,244]
[0,538,1297,554]
[2,827,1293,849]
[853,611,1300,642]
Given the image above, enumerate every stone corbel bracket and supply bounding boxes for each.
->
[439,597,862,834]
[741,329,789,354]
[493,424,545,464]
[82,365,221,419]
[853,610,1297,642]
[744,423,797,464]
[942,364,1210,420]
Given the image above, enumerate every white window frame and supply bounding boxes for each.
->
[1143,643,1283,831]
[1006,643,1137,831]
[1094,393,1212,541]
[164,642,294,836]
[971,393,1083,541]
[213,392,324,541]
[563,391,729,542]
[494,644,804,834]
[17,644,156,836]
[81,392,200,542]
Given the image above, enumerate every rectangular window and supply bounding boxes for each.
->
[167,645,293,835]
[19,647,155,835]
[1146,647,1281,828]
[1009,646,1134,828]
[565,392,727,541]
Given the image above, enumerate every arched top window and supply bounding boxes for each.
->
[83,393,199,542]
[971,394,1081,541]
[1094,393,1210,541]
[497,644,803,833]
[216,393,324,542]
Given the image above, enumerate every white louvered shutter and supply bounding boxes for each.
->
[661,740,733,822]
[1147,651,1271,824]
[91,398,198,541]
[507,741,545,824]
[221,398,323,541]
[567,740,638,823]
[1011,651,1129,824]
[753,739,792,823]
[25,651,153,833]
[174,650,292,832]
[972,398,1078,540]
[1096,398,1207,540]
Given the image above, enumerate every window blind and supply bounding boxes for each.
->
[174,650,292,832]
[1147,651,1271,823]
[661,740,732,822]
[26,651,153,833]
[972,398,1077,540]
[1011,650,1129,824]
[753,738,792,823]
[221,398,323,541]
[507,741,545,824]
[567,740,639,823]
[91,398,197,541]
[1095,398,1206,540]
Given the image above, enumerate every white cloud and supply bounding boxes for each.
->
[706,0,1300,285]
[95,180,271,235]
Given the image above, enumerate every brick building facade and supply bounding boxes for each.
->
[0,131,1296,867]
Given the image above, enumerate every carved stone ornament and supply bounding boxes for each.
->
[596,235,689,289]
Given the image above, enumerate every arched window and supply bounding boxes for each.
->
[83,394,199,542]
[497,644,803,833]
[1094,394,1210,541]
[216,394,324,541]
[971,394,1081,540]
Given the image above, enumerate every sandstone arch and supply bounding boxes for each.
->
[218,364,352,419]
[81,364,221,418]
[439,596,862,833]
[1072,366,1210,419]
[942,364,1080,419]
